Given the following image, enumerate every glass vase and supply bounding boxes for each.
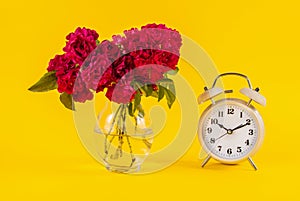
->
[95,103,153,173]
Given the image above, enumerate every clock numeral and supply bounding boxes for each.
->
[211,118,218,124]
[217,146,222,151]
[245,139,250,146]
[237,146,242,153]
[218,111,224,117]
[210,138,215,144]
[246,119,251,125]
[207,127,212,134]
[227,108,234,115]
[240,112,243,118]
[248,129,254,135]
[227,148,232,154]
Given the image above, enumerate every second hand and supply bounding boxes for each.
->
[215,132,228,141]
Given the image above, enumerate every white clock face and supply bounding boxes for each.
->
[199,99,264,163]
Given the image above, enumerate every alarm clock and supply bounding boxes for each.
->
[197,72,266,170]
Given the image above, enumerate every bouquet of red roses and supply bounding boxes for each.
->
[29,24,182,171]
[29,24,182,115]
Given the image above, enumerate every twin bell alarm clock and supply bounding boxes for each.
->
[197,72,266,170]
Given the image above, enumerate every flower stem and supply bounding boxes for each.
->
[104,104,136,167]
[104,104,122,157]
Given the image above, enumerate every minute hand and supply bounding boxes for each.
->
[231,122,250,132]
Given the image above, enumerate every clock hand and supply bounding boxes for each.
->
[216,123,229,132]
[215,132,228,141]
[231,122,250,132]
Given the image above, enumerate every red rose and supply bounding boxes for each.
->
[105,82,136,104]
[141,23,182,54]
[54,54,79,94]
[81,53,111,91]
[98,40,121,61]
[73,73,93,103]
[152,50,178,69]
[63,27,99,65]
[45,27,100,97]
[134,64,169,84]
[114,28,150,52]
[46,53,80,94]
[112,54,134,80]
[96,67,116,92]
[130,49,153,67]
[47,54,66,72]
[112,34,125,47]
[56,68,79,94]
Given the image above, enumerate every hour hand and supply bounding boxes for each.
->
[231,122,250,131]
[216,123,229,132]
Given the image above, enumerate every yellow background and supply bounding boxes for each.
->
[1,0,299,200]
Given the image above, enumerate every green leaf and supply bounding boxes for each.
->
[158,85,165,102]
[132,82,154,97]
[164,87,176,109]
[142,85,153,97]
[157,78,176,108]
[159,78,173,83]
[28,71,57,92]
[132,81,142,91]
[168,80,176,96]
[150,90,158,98]
[59,92,74,110]
[134,92,141,111]
[166,67,179,75]
[137,104,145,118]
[128,102,134,117]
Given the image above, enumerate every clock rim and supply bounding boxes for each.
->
[198,98,265,164]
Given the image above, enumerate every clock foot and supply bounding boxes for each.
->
[201,155,211,168]
[248,157,258,170]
